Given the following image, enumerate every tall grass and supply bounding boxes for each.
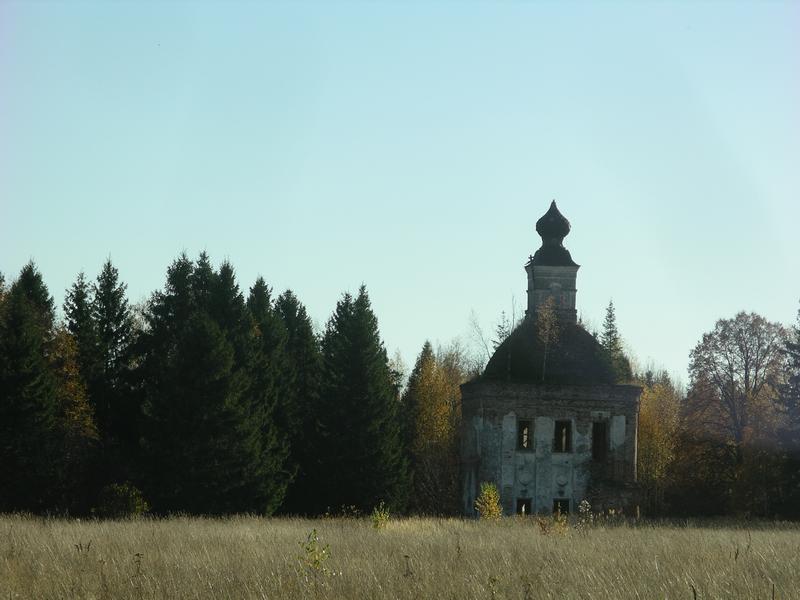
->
[1,514,798,598]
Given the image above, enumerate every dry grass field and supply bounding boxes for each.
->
[1,514,799,599]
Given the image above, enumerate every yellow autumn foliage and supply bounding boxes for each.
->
[50,327,99,447]
[404,342,466,514]
[637,381,680,514]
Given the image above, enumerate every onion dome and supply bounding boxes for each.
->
[530,200,578,267]
[536,200,571,241]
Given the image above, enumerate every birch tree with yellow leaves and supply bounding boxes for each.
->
[637,373,681,515]
[403,341,467,514]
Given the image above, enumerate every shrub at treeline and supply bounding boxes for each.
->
[0,257,799,518]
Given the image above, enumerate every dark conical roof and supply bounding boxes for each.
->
[482,318,615,385]
[530,200,578,267]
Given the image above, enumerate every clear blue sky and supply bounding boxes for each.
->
[2,1,798,384]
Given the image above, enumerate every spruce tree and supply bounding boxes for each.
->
[13,261,55,331]
[156,253,195,335]
[0,263,59,511]
[601,300,633,383]
[245,277,292,514]
[90,260,135,485]
[139,255,283,514]
[191,252,215,310]
[275,289,323,515]
[492,312,511,350]
[92,261,132,394]
[143,312,257,513]
[317,286,409,513]
[64,272,98,410]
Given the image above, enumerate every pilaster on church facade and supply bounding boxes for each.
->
[460,202,642,517]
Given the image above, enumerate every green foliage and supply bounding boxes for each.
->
[10,254,800,524]
[246,277,292,514]
[64,263,137,504]
[297,529,332,580]
[139,254,288,515]
[64,271,98,386]
[12,261,55,331]
[492,311,512,350]
[298,529,330,570]
[90,260,133,432]
[601,300,632,383]
[315,286,409,513]
[96,482,149,518]
[371,501,390,529]
[0,263,60,512]
[474,482,502,520]
[92,261,138,497]
[275,290,323,515]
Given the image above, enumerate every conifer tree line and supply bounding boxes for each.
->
[2,257,799,518]
[0,255,469,516]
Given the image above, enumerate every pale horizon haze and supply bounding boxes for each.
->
[1,1,799,385]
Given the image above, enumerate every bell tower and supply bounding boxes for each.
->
[525,200,579,324]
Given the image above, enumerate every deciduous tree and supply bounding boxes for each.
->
[636,371,680,515]
[403,341,465,514]
[778,302,800,516]
[685,312,787,514]
[537,297,559,382]
[50,326,99,513]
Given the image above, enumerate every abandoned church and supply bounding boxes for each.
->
[460,201,642,516]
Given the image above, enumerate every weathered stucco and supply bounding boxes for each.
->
[463,203,642,516]
[525,264,579,324]
[460,381,641,516]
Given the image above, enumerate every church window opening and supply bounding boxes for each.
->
[553,498,570,515]
[516,498,532,515]
[592,421,608,461]
[553,420,572,453]
[517,420,532,450]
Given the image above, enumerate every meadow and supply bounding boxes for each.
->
[1,514,799,599]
